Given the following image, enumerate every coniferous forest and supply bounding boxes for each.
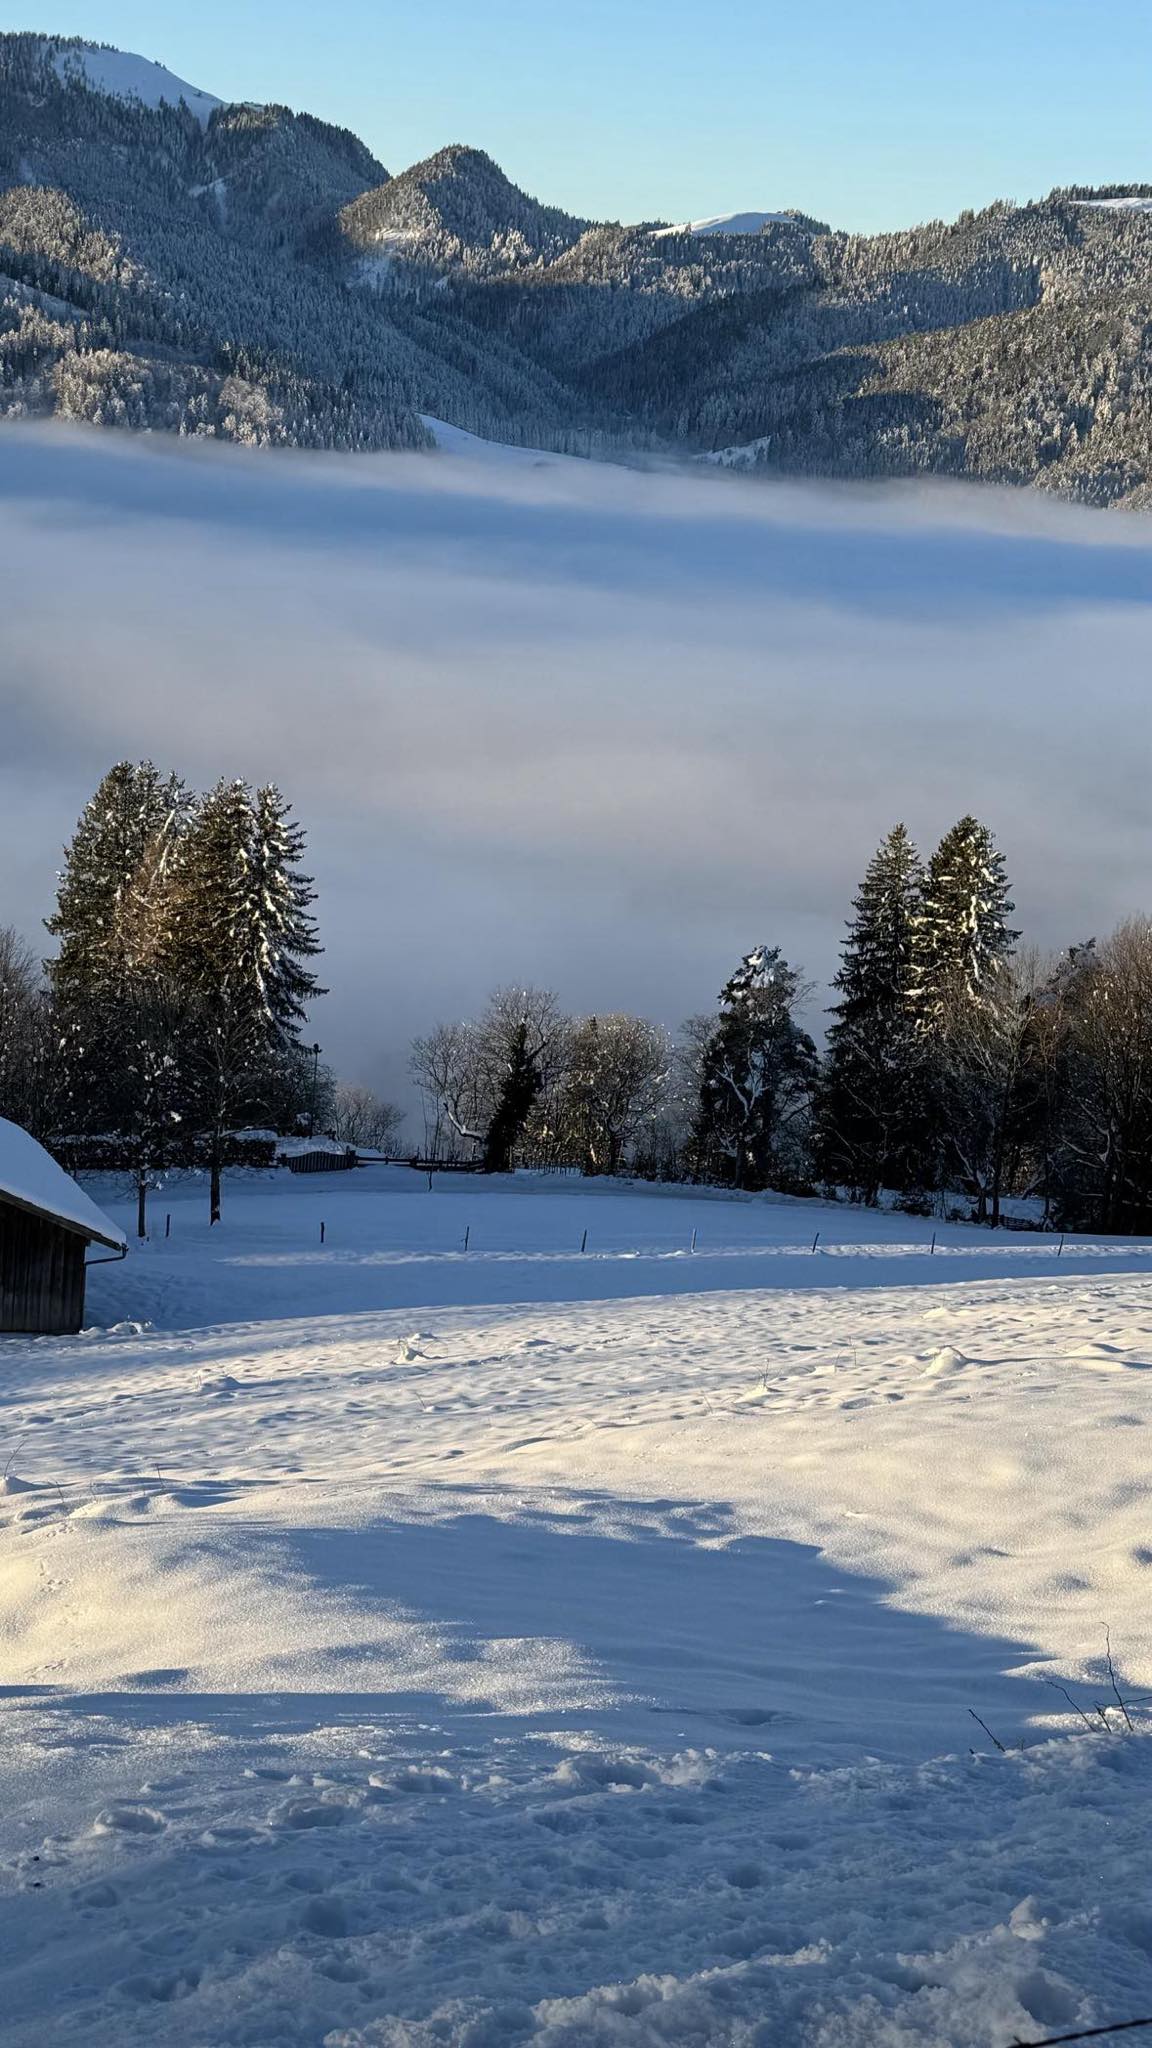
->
[6,32,1152,501]
[7,761,1152,1235]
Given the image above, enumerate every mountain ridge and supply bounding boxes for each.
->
[4,31,1152,504]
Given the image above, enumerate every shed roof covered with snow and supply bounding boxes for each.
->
[0,1117,125,1251]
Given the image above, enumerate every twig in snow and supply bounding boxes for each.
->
[968,1708,1008,1753]
[1012,2018,1152,2044]
[2,1437,25,1479]
[1043,1678,1098,1735]
[1105,1628,1135,1732]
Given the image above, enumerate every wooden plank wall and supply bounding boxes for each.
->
[287,1151,355,1174]
[0,1206,86,1333]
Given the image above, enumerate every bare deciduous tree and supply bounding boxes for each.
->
[330,1083,404,1154]
[559,1013,670,1175]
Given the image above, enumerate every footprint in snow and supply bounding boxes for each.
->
[196,1372,240,1396]
[93,1805,166,1835]
[269,1800,346,1829]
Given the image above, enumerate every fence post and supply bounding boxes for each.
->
[690,1228,697,1254]
[320,1220,325,1245]
[812,1231,820,1254]
[580,1228,588,1254]
[464,1225,470,1252]
[1057,1234,1065,1258]
[930,1232,936,1256]
[165,1213,171,1239]
[427,1171,433,1192]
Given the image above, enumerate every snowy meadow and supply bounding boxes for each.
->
[5,1166,1152,2044]
[7,427,1152,2046]
[2,426,1152,1096]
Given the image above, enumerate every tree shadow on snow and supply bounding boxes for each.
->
[5,1489,1058,1765]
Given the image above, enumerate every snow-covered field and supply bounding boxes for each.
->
[5,1168,1152,2045]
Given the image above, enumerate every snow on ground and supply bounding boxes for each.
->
[49,42,223,125]
[1075,195,1152,213]
[649,213,794,237]
[4,1168,1152,2044]
[697,438,774,472]
[418,417,579,467]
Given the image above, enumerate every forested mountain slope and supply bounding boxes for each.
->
[3,31,1152,500]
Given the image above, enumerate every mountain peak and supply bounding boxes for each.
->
[341,143,588,271]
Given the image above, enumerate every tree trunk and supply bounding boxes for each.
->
[210,1147,222,1225]
[136,1174,148,1241]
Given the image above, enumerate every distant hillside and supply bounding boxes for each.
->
[4,31,1152,501]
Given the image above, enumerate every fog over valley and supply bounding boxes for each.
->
[3,424,1150,1106]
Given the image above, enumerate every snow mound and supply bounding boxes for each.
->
[50,42,222,126]
[921,1344,970,1376]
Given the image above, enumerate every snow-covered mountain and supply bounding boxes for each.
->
[45,36,221,124]
[5,30,1152,502]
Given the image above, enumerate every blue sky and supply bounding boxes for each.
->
[24,0,1152,230]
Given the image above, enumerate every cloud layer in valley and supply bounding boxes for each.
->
[2,424,1151,1108]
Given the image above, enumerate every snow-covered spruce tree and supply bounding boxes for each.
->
[44,760,192,1135]
[908,817,1023,1213]
[166,779,325,1220]
[45,760,190,1010]
[247,784,326,1041]
[908,816,1019,1025]
[693,947,818,1190]
[814,825,925,1203]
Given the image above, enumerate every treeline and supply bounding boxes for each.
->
[0,760,333,1231]
[412,818,1152,1234]
[8,777,1152,1234]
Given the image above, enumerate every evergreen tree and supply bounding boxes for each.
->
[909,816,1019,1026]
[693,947,817,1190]
[815,825,925,1201]
[247,784,326,1041]
[170,780,324,1047]
[483,1019,541,1173]
[168,778,325,1218]
[45,759,190,1011]
[45,760,191,1134]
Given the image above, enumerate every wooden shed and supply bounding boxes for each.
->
[0,1117,126,1335]
[279,1139,356,1175]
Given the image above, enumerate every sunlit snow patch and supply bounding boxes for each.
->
[650,210,796,237]
[50,42,222,126]
[1076,195,1152,213]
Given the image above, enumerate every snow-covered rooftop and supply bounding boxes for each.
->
[50,42,222,127]
[0,1118,126,1249]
